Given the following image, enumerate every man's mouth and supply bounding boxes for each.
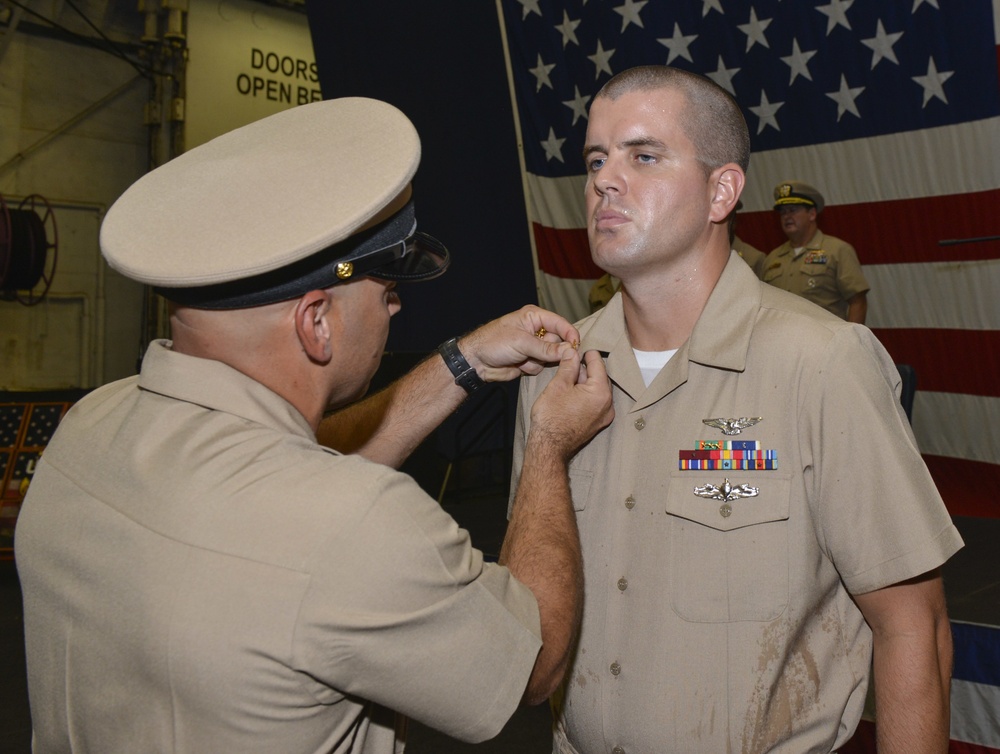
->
[594,208,629,230]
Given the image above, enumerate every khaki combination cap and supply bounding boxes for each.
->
[773,181,825,213]
[100,97,448,309]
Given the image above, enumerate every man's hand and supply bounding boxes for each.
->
[459,305,582,383]
[319,305,585,466]
[527,348,614,462]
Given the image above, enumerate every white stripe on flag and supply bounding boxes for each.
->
[912,392,1000,464]
[865,260,1000,330]
[951,678,1000,748]
[536,271,593,321]
[740,117,1000,211]
[526,173,587,229]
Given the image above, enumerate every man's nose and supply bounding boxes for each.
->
[592,159,623,195]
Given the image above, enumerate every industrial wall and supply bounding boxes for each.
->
[0,0,317,392]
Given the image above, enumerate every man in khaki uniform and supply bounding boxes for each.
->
[16,98,613,753]
[762,181,870,322]
[733,235,767,277]
[730,200,768,278]
[512,66,961,753]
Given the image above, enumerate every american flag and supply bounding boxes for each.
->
[498,0,1000,526]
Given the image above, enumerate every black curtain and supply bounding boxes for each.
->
[305,1,537,353]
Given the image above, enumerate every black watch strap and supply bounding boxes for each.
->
[437,337,485,394]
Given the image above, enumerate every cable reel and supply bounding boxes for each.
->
[0,192,59,306]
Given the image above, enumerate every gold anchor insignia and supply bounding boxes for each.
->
[702,417,762,436]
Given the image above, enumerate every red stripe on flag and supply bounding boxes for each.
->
[736,188,1000,264]
[532,223,604,279]
[536,188,1000,278]
[951,742,1000,754]
[841,720,1000,754]
[871,329,1000,398]
[924,455,1000,518]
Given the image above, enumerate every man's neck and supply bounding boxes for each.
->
[619,246,729,351]
[787,227,819,249]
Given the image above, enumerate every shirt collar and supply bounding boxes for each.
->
[138,340,316,440]
[579,251,760,393]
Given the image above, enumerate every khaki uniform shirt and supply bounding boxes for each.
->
[511,254,961,754]
[762,230,870,319]
[733,236,767,279]
[17,341,542,754]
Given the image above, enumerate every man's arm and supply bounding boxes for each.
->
[853,568,953,754]
[499,349,613,705]
[316,305,581,468]
[847,291,868,324]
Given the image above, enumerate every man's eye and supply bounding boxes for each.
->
[588,157,606,172]
[636,153,655,164]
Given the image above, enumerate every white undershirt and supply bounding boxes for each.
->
[633,348,678,387]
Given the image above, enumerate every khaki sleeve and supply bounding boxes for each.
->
[801,326,962,595]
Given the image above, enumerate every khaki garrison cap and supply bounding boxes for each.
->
[773,181,825,214]
[100,97,449,309]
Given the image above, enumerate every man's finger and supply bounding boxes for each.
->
[522,306,581,347]
[550,344,582,385]
[580,350,608,384]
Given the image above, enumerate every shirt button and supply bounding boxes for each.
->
[720,503,733,518]
[624,495,636,510]
[610,662,621,676]
[617,578,628,592]
[633,417,645,430]
[613,748,625,754]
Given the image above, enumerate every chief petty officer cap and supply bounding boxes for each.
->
[100,97,449,309]
[773,181,825,214]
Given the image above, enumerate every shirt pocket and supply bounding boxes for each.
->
[798,263,835,290]
[666,471,790,623]
[762,264,783,284]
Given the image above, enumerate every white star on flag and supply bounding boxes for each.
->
[861,20,903,69]
[588,41,615,78]
[701,0,723,16]
[515,0,541,20]
[816,0,853,35]
[706,55,739,95]
[826,74,865,120]
[749,91,783,134]
[614,0,647,32]
[555,10,581,48]
[563,86,590,125]
[540,127,566,162]
[658,23,697,64]
[912,57,954,106]
[781,38,816,83]
[529,54,556,92]
[738,8,772,52]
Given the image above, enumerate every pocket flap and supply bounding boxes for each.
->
[666,472,790,532]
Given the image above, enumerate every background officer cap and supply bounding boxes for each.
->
[773,181,825,213]
[100,97,449,309]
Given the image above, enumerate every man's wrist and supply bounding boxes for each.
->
[437,337,486,394]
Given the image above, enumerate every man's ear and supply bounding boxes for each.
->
[294,289,333,364]
[709,165,745,223]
